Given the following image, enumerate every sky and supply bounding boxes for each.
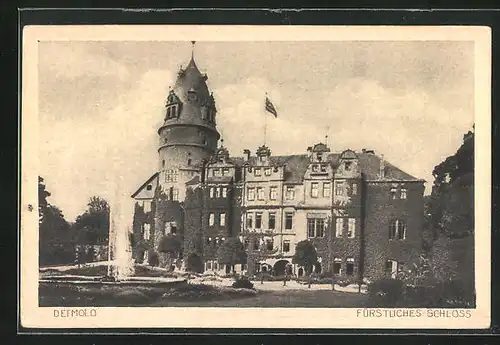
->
[38,40,475,224]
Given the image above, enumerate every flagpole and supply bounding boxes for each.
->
[264,93,268,145]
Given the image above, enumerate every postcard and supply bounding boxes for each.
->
[20,24,491,329]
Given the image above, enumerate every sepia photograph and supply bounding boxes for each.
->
[20,25,491,329]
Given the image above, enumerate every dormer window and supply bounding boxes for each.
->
[187,88,197,102]
[317,153,323,162]
[166,104,179,120]
[320,164,327,173]
[264,168,272,176]
[254,168,262,176]
[312,165,319,172]
[345,161,352,171]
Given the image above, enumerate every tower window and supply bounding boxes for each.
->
[165,169,178,182]
[187,158,192,166]
[162,160,165,167]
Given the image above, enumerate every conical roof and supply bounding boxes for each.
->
[174,57,210,103]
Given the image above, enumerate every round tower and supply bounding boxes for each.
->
[157,44,220,201]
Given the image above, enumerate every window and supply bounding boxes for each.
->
[172,188,179,201]
[222,168,230,176]
[268,212,276,229]
[165,169,178,182]
[253,240,259,250]
[352,183,358,196]
[209,213,215,227]
[317,153,323,162]
[283,240,290,252]
[254,168,262,176]
[286,186,295,200]
[143,223,150,240]
[244,238,250,249]
[348,218,356,238]
[187,158,192,166]
[270,186,278,200]
[312,164,319,172]
[213,168,221,176]
[285,212,293,230]
[220,213,226,226]
[209,187,215,198]
[264,167,272,176]
[389,220,406,240]
[216,187,221,198]
[162,159,165,167]
[401,188,407,199]
[311,182,319,198]
[206,261,212,270]
[390,188,397,199]
[247,188,255,201]
[333,258,342,274]
[335,181,344,195]
[222,187,228,198]
[323,182,331,197]
[320,164,327,172]
[257,187,265,200]
[307,219,315,238]
[246,213,253,228]
[346,258,355,276]
[255,213,262,229]
[335,218,344,237]
[143,201,151,213]
[344,161,352,171]
[266,239,274,251]
[307,218,325,238]
[385,259,403,277]
[146,184,152,191]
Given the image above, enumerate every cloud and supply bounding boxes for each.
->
[39,42,130,80]
[40,68,175,222]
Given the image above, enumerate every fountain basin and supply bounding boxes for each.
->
[40,275,187,287]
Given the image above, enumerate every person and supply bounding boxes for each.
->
[283,272,287,286]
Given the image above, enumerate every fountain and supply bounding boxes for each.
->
[39,180,187,290]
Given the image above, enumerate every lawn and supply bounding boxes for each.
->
[153,289,368,308]
[39,281,367,308]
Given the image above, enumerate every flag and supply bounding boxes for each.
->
[265,96,278,118]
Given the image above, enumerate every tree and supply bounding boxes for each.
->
[157,234,182,270]
[217,237,247,274]
[38,176,74,265]
[74,196,110,245]
[423,129,475,304]
[244,233,279,278]
[292,240,318,276]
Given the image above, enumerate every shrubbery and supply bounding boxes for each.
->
[367,278,405,307]
[232,276,255,289]
[148,251,159,267]
[367,277,475,308]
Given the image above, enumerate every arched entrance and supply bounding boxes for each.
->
[186,253,203,273]
[298,267,304,277]
[273,260,290,276]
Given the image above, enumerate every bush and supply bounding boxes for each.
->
[148,251,159,267]
[232,276,255,289]
[367,278,405,307]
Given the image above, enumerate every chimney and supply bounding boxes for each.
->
[243,149,251,161]
[379,154,385,179]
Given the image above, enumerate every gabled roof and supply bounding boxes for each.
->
[227,152,421,183]
[130,172,159,198]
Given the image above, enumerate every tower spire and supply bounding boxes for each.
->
[191,41,196,59]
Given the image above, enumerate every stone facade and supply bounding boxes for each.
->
[130,50,426,280]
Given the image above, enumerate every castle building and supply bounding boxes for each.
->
[131,48,425,280]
